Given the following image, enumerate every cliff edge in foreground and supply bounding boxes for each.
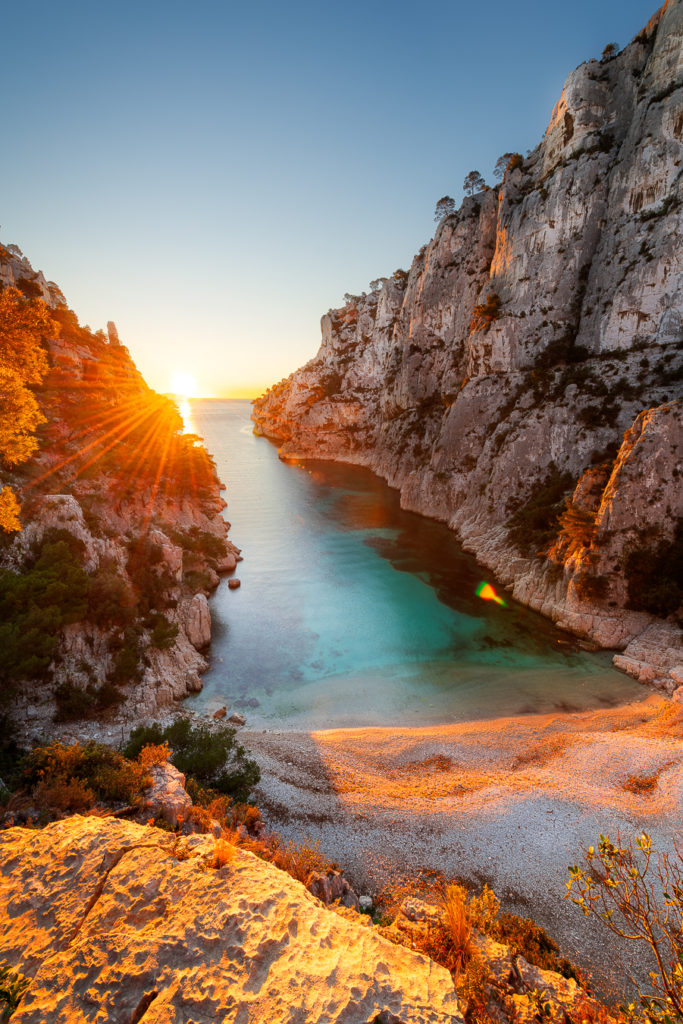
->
[0,817,463,1024]
[253,0,683,690]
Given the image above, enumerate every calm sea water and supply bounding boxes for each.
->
[184,399,645,729]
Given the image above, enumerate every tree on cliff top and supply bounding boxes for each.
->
[0,288,57,531]
[434,196,456,222]
[463,170,486,196]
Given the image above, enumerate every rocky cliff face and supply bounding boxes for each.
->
[0,243,239,740]
[0,817,464,1023]
[253,0,683,690]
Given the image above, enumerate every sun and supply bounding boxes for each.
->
[170,371,197,399]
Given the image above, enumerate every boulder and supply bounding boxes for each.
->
[213,706,227,719]
[307,869,360,911]
[140,762,193,827]
[228,712,246,726]
[185,593,211,649]
[228,578,241,590]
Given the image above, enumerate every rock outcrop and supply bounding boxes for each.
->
[0,242,239,740]
[140,762,193,827]
[253,1,683,689]
[0,817,464,1023]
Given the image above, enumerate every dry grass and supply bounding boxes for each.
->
[211,835,237,868]
[236,832,336,886]
[570,995,631,1023]
[441,883,473,973]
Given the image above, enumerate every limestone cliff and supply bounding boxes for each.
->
[0,817,464,1023]
[253,1,683,690]
[0,242,238,740]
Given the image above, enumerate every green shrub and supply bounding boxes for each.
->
[506,466,575,557]
[0,534,90,690]
[124,719,260,803]
[108,627,143,684]
[87,568,136,627]
[622,519,683,619]
[149,613,179,650]
[0,714,26,794]
[0,961,30,1018]
[169,527,226,562]
[54,680,125,721]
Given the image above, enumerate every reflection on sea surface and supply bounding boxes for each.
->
[186,400,646,729]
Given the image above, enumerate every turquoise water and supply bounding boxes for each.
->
[185,399,645,729]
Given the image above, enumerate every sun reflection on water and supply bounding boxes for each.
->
[179,398,196,434]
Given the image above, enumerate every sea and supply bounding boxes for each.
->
[183,399,645,729]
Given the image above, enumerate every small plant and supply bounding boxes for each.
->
[441,883,473,973]
[567,832,683,1022]
[0,961,30,1019]
[558,501,596,549]
[149,614,179,650]
[506,466,575,557]
[212,835,236,868]
[470,292,501,333]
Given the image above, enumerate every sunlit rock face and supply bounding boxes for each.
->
[0,817,464,1024]
[0,245,239,741]
[253,1,683,687]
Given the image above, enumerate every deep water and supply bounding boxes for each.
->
[185,399,645,728]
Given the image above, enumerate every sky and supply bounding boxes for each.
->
[1,0,659,398]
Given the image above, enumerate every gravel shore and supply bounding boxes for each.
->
[241,694,683,998]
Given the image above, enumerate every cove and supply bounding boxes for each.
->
[185,399,645,729]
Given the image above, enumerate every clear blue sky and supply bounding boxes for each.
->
[1,0,659,397]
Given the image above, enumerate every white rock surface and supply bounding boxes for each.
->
[0,817,464,1024]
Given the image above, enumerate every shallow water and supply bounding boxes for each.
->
[185,399,645,728]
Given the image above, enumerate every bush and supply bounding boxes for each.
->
[506,466,575,557]
[20,741,149,814]
[87,568,136,627]
[123,719,260,803]
[108,627,143,684]
[622,520,683,620]
[574,573,610,602]
[54,680,125,721]
[491,913,583,983]
[169,527,226,563]
[0,714,26,794]
[557,501,596,548]
[0,961,30,1017]
[0,534,90,689]
[567,833,683,1021]
[470,293,501,334]
[149,613,179,650]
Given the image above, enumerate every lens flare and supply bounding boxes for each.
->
[476,581,507,607]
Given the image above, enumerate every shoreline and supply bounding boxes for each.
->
[239,694,683,999]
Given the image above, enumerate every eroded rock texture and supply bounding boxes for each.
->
[0,817,463,1024]
[253,1,683,687]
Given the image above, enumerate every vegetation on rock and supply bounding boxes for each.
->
[567,832,683,1023]
[124,719,261,803]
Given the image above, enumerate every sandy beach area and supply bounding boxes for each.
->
[241,694,683,997]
